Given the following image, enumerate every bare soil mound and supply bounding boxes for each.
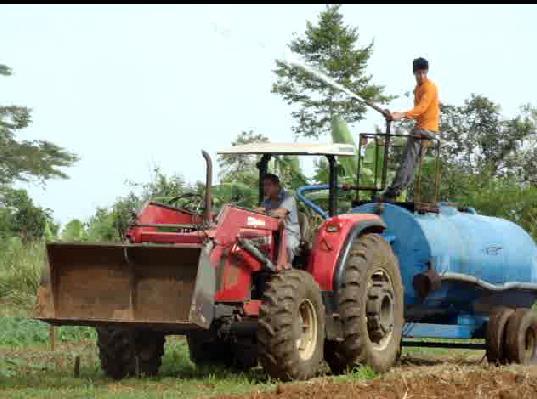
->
[218,359,537,399]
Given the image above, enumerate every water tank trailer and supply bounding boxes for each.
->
[297,123,537,364]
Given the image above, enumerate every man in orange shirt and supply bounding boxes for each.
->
[382,57,440,201]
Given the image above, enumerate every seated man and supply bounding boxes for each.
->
[254,173,301,263]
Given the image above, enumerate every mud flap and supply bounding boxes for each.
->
[36,242,214,329]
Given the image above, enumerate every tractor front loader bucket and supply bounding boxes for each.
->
[35,242,215,330]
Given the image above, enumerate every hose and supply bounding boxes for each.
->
[295,185,330,220]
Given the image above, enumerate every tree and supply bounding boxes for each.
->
[272,4,392,138]
[86,208,121,242]
[61,219,87,242]
[0,188,54,241]
[218,130,308,198]
[440,95,537,181]
[218,130,269,181]
[1,64,78,186]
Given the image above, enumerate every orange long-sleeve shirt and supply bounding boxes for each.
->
[404,78,439,132]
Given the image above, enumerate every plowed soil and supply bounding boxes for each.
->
[217,355,537,399]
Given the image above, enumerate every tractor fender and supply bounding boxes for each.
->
[307,214,385,292]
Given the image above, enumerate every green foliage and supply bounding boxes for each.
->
[212,181,259,209]
[0,316,96,348]
[440,95,537,182]
[86,208,120,242]
[0,188,55,242]
[0,238,44,305]
[218,130,308,208]
[0,64,78,186]
[60,168,199,243]
[448,170,537,239]
[60,219,87,242]
[218,130,268,182]
[272,4,392,138]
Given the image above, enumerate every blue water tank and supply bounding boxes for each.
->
[352,203,537,314]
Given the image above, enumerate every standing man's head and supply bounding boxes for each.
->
[413,57,429,85]
[262,173,281,200]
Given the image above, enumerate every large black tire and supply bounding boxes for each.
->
[187,330,257,370]
[186,329,234,366]
[327,233,403,374]
[504,308,537,364]
[257,270,325,381]
[97,326,165,379]
[486,307,514,365]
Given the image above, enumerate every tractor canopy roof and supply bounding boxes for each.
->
[217,143,356,157]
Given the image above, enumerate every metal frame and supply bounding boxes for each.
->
[355,129,442,205]
[256,154,339,217]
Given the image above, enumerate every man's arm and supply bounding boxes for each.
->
[404,84,436,119]
[391,84,436,121]
[268,207,290,219]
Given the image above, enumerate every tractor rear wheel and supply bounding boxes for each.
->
[486,307,514,365]
[257,269,325,381]
[97,326,165,379]
[327,233,403,374]
[504,308,537,364]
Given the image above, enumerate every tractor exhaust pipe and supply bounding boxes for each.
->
[201,150,213,225]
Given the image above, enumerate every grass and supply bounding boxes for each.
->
[0,239,484,397]
[0,239,378,398]
[0,238,44,308]
[0,314,379,399]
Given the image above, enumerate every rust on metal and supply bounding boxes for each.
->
[201,150,213,226]
[37,242,204,327]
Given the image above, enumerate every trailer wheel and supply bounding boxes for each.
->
[97,327,165,379]
[486,307,514,365]
[257,270,325,381]
[328,233,403,374]
[504,308,537,364]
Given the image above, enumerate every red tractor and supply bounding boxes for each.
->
[35,144,403,381]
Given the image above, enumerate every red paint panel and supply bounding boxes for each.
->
[127,201,199,243]
[243,300,261,316]
[308,213,381,291]
[139,232,204,244]
[213,206,279,302]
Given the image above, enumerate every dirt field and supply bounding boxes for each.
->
[3,312,537,399]
[218,356,537,399]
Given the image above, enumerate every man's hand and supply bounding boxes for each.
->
[390,112,406,121]
[268,208,289,220]
[253,207,266,214]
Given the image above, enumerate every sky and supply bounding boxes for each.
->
[1,4,536,225]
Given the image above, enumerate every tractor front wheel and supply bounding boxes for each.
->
[97,326,165,380]
[257,270,325,381]
[327,233,403,374]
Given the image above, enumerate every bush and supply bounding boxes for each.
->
[0,238,44,306]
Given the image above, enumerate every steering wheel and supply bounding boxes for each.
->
[167,192,205,214]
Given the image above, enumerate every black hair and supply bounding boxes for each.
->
[413,57,429,72]
[262,173,280,185]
